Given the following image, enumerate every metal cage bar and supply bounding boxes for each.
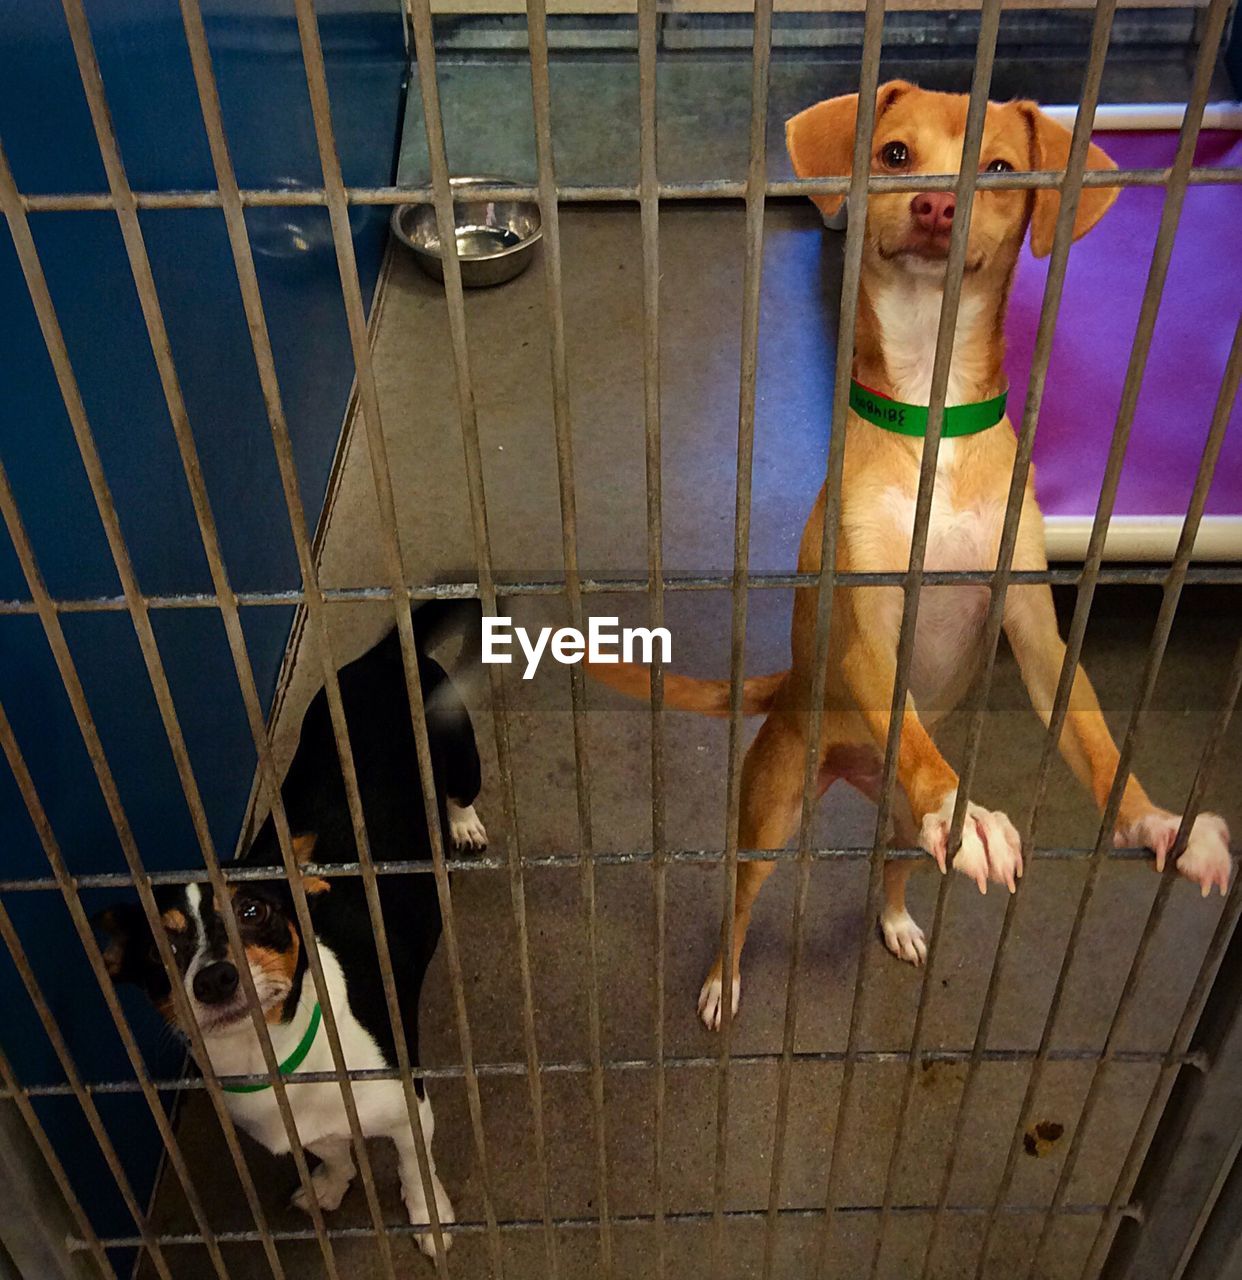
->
[16,4,377,1269]
[636,1,670,1274]
[5,1040,1206,1101]
[1082,636,1242,1278]
[404,0,564,1269]
[0,0,1238,1275]
[815,0,1005,1273]
[524,2,615,1269]
[17,164,1242,213]
[8,563,1242,623]
[915,0,1121,1271]
[0,839,1179,898]
[1022,313,1242,1279]
[80,1195,1147,1254]
[973,0,1234,1269]
[0,1039,116,1280]
[0,894,178,1280]
[55,1,437,1272]
[760,0,887,1275]
[711,3,773,1275]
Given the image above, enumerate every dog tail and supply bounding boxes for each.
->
[587,660,786,718]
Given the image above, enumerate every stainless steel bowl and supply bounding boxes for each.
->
[391,177,542,288]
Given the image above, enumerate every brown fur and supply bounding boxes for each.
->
[586,662,786,718]
[591,83,1228,1028]
[246,929,301,1023]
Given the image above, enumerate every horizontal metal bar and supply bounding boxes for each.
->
[75,1200,1141,1253]
[1,565,1239,617]
[0,840,1169,893]
[5,1044,1205,1099]
[18,166,1242,213]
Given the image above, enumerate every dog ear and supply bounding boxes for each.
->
[291,832,329,897]
[1018,104,1119,257]
[92,903,150,983]
[786,81,912,220]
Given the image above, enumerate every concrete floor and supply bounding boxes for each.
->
[143,201,1241,1279]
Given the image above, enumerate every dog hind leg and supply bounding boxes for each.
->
[395,1090,455,1258]
[698,711,817,1032]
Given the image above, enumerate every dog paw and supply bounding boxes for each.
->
[697,970,740,1032]
[447,802,487,851]
[414,1223,454,1259]
[407,1180,455,1258]
[880,907,927,965]
[291,1171,350,1215]
[920,792,1022,894]
[1117,810,1232,898]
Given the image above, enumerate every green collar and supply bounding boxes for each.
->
[849,378,1007,438]
[222,1002,321,1094]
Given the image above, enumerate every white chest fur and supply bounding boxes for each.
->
[869,275,992,411]
[866,276,1002,719]
[204,944,405,1155]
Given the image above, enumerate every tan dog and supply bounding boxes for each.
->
[593,82,1233,1030]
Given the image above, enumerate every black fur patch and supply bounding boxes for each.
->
[96,601,481,1088]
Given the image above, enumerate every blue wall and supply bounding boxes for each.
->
[0,0,406,1269]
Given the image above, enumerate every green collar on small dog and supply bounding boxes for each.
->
[222,1002,321,1093]
[849,379,1008,437]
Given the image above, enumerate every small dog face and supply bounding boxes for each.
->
[787,81,1119,274]
[95,834,326,1036]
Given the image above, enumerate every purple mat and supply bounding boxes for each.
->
[1006,129,1242,530]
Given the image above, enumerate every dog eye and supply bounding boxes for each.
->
[985,159,1014,173]
[237,899,271,926]
[880,141,910,169]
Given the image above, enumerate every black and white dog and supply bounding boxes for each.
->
[96,602,486,1256]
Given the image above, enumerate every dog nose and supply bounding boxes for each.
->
[911,192,955,233]
[193,961,239,1005]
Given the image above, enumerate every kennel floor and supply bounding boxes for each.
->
[139,202,1242,1280]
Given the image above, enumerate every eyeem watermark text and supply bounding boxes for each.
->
[483,616,671,679]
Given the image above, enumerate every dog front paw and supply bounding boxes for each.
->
[1117,810,1233,897]
[920,792,1022,894]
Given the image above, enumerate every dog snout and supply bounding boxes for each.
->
[193,960,240,1005]
[911,192,955,234]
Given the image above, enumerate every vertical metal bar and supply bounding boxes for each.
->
[0,1041,116,1280]
[1084,638,1242,1280]
[973,5,1231,1268]
[1,123,333,1280]
[917,5,1119,1273]
[1022,316,1242,1280]
[865,12,1008,1270]
[291,0,565,1265]
[403,3,559,1275]
[0,479,226,1280]
[815,3,1004,1274]
[760,3,886,1276]
[0,897,177,1280]
[178,1,504,1271]
[258,0,498,1265]
[711,4,773,1275]
[637,2,668,1273]
[524,0,613,1270]
[43,4,403,1270]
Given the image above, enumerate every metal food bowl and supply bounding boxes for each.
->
[391,177,542,288]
